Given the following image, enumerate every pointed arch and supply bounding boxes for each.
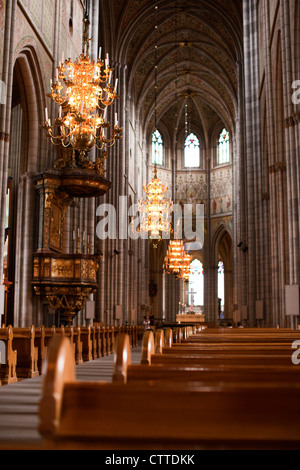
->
[211,225,233,320]
[6,44,46,326]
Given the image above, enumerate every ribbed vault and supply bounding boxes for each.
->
[112,0,243,140]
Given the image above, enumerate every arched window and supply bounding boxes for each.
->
[152,129,163,165]
[218,260,225,314]
[184,133,200,168]
[188,259,204,307]
[218,128,230,164]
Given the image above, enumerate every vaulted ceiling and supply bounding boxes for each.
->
[109,0,243,142]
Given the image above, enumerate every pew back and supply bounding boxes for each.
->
[0,326,17,384]
[39,335,300,450]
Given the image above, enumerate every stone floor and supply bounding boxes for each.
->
[0,348,142,449]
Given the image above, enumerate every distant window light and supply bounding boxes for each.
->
[218,260,225,310]
[152,129,163,165]
[189,259,204,307]
[218,128,230,164]
[185,133,200,168]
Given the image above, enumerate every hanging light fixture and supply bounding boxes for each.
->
[44,8,122,169]
[164,238,192,280]
[164,239,185,277]
[181,252,192,281]
[139,170,173,241]
[138,1,173,243]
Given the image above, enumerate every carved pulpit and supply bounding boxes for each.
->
[32,168,111,324]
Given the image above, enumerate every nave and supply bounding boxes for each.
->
[1,325,300,450]
[7,325,298,451]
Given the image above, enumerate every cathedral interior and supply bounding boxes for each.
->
[0,0,299,330]
[0,0,300,453]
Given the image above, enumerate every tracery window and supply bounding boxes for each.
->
[218,128,230,164]
[218,260,225,313]
[152,129,163,166]
[188,259,204,307]
[184,133,200,168]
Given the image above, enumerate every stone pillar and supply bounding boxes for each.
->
[0,0,17,292]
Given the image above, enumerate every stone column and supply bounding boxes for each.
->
[0,0,17,290]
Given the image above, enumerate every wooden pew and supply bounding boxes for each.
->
[141,330,155,365]
[80,326,93,362]
[185,330,300,344]
[106,327,113,355]
[39,335,300,450]
[0,326,17,384]
[114,332,300,386]
[99,327,107,357]
[91,326,98,360]
[12,326,39,379]
[43,327,56,357]
[94,325,102,359]
[37,326,80,366]
[73,327,83,365]
[35,326,47,374]
[54,327,76,364]
[164,328,173,347]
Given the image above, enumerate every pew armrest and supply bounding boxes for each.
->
[155,329,164,354]
[141,330,155,365]
[39,336,75,437]
[113,334,132,384]
[164,328,173,348]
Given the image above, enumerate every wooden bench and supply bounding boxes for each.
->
[12,326,39,379]
[114,326,138,349]
[99,327,107,357]
[35,326,47,374]
[114,332,300,385]
[80,327,93,362]
[91,326,99,360]
[43,327,56,355]
[186,330,300,344]
[0,326,17,384]
[39,335,300,450]
[105,327,113,356]
[55,327,76,364]
[72,327,83,365]
[93,325,102,358]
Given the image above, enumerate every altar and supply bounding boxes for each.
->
[176,313,205,324]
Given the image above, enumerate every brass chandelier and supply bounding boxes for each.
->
[164,240,185,277]
[139,166,173,241]
[164,239,192,280]
[181,252,192,281]
[44,14,122,165]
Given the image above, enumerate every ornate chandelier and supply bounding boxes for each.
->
[164,240,186,277]
[139,166,173,241]
[164,240,192,280]
[181,252,192,281]
[44,14,122,168]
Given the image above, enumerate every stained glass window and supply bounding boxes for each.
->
[185,133,200,168]
[218,260,225,312]
[152,129,163,165]
[188,259,204,307]
[218,128,230,164]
